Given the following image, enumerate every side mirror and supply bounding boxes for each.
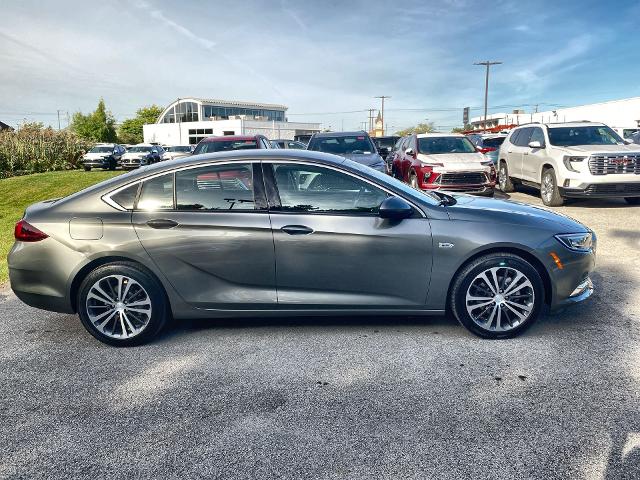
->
[528,140,544,149]
[405,147,415,157]
[379,196,413,220]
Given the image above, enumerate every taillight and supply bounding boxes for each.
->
[14,220,48,242]
[479,147,496,154]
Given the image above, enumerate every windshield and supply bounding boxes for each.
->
[89,146,113,153]
[167,146,191,152]
[482,137,506,148]
[308,135,375,155]
[194,140,258,154]
[129,146,153,153]
[418,137,476,154]
[547,126,625,146]
[374,137,399,148]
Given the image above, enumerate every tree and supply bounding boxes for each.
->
[451,124,472,133]
[118,105,164,144]
[395,122,436,137]
[70,99,117,142]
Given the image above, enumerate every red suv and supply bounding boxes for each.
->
[391,133,496,195]
[193,135,272,155]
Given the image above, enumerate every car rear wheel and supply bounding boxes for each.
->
[78,262,169,346]
[540,167,564,206]
[84,166,91,171]
[450,253,544,339]
[498,161,514,193]
[624,197,640,205]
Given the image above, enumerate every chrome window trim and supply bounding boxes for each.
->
[102,158,427,218]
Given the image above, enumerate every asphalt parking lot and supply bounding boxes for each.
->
[1,187,639,479]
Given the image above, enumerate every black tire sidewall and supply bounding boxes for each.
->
[498,161,514,192]
[541,168,564,206]
[451,254,544,339]
[78,263,168,346]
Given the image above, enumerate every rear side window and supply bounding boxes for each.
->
[137,173,174,210]
[175,164,255,211]
[111,183,139,210]
[483,137,506,148]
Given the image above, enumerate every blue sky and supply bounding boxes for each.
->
[1,0,639,132]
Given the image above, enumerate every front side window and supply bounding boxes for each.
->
[308,135,375,155]
[547,126,624,146]
[513,128,533,147]
[271,164,388,214]
[529,128,545,146]
[176,164,255,211]
[90,146,113,153]
[137,174,174,210]
[417,136,476,154]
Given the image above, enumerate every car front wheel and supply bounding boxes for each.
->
[78,262,169,346]
[450,253,544,339]
[498,161,514,192]
[409,171,419,189]
[540,168,564,206]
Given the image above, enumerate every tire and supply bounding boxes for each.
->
[77,262,169,346]
[109,160,116,171]
[84,166,91,171]
[624,197,640,205]
[540,167,564,206]
[498,160,514,193]
[450,253,544,339]
[409,171,419,189]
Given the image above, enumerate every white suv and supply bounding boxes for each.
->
[498,122,640,206]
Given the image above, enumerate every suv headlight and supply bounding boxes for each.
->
[481,159,494,166]
[555,232,593,252]
[563,155,586,173]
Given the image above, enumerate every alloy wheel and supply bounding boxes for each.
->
[499,165,507,190]
[541,173,554,203]
[465,266,535,332]
[85,275,152,339]
[410,174,418,189]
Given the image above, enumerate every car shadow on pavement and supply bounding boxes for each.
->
[498,184,636,209]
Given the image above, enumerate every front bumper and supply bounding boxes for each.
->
[416,166,496,195]
[560,183,640,198]
[83,158,113,168]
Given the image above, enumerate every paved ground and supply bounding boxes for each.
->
[1,187,639,479]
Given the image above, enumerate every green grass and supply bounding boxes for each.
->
[0,170,122,283]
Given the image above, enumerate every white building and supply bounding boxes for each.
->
[143,97,320,145]
[470,97,640,138]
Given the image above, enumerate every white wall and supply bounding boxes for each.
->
[143,119,320,145]
[471,97,640,131]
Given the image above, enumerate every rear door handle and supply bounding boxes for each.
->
[146,219,179,229]
[281,225,314,235]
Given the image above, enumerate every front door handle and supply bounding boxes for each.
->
[281,225,314,235]
[146,219,179,229]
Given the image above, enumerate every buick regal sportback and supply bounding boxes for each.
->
[9,150,595,346]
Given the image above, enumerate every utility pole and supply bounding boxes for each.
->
[56,109,62,130]
[473,61,502,130]
[374,96,390,136]
[367,108,376,132]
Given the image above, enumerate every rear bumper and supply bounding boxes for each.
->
[560,183,640,198]
[9,266,74,313]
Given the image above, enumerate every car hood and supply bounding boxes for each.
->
[340,152,384,166]
[560,144,640,154]
[445,194,588,232]
[84,152,110,159]
[417,152,488,171]
[122,152,149,159]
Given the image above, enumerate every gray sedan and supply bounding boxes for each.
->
[8,150,595,346]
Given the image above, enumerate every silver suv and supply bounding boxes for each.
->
[498,122,640,206]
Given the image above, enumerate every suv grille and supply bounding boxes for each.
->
[589,154,640,175]
[439,172,487,185]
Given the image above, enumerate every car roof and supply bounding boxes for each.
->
[416,133,464,138]
[312,131,369,138]
[200,135,260,142]
[546,122,606,129]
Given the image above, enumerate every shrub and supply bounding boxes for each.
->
[0,123,91,177]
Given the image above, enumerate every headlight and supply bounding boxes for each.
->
[481,160,494,166]
[563,155,586,173]
[555,232,593,252]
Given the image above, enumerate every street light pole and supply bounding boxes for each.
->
[374,96,390,136]
[474,61,502,130]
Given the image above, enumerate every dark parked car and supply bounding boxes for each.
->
[467,133,508,165]
[9,150,595,346]
[372,135,401,160]
[193,135,272,154]
[82,144,125,171]
[307,131,386,173]
[271,139,307,150]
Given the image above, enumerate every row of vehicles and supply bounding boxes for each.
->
[84,122,640,206]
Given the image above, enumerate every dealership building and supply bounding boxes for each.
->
[143,98,320,145]
[470,96,640,138]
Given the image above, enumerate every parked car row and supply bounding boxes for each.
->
[83,143,194,171]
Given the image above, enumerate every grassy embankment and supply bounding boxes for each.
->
[0,170,122,282]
